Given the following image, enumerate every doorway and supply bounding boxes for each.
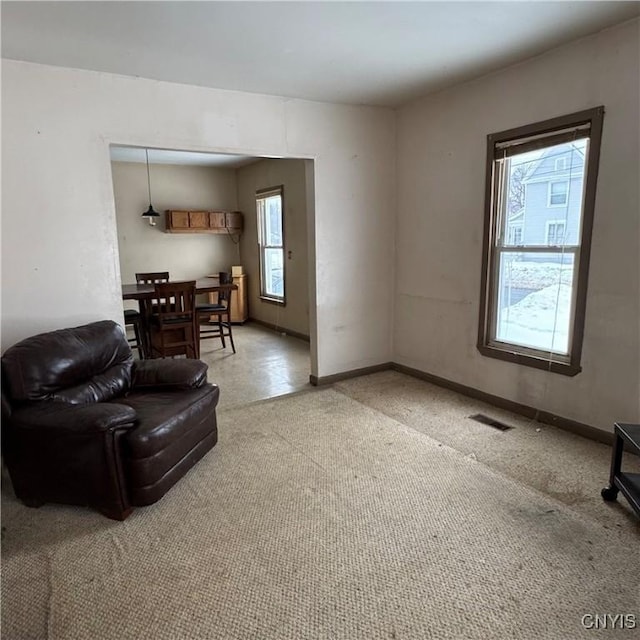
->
[109,145,315,408]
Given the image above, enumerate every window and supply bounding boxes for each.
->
[546,220,566,245]
[555,157,567,171]
[548,180,569,206]
[478,107,604,375]
[256,186,285,303]
[508,224,523,245]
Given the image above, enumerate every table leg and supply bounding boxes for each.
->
[137,299,153,359]
[601,431,623,501]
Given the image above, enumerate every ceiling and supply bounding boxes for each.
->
[110,146,262,168]
[2,1,639,108]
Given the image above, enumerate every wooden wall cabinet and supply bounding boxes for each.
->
[189,211,210,230]
[165,210,243,234]
[166,210,190,229]
[225,212,243,231]
[209,212,226,229]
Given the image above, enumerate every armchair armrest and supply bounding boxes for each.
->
[10,401,137,434]
[131,359,208,391]
[4,401,137,521]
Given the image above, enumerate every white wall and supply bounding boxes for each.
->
[395,19,640,431]
[1,60,396,379]
[112,161,239,301]
[236,158,310,337]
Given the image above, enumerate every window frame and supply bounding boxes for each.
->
[256,185,286,305]
[477,107,604,376]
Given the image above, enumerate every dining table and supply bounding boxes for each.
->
[122,276,237,358]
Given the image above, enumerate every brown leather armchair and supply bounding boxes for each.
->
[1,320,219,520]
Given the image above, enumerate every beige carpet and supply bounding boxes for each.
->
[2,388,638,639]
[335,370,640,529]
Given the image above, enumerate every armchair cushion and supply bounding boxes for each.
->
[131,359,208,391]
[115,384,219,505]
[118,385,219,459]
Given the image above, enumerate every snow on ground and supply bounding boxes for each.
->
[502,260,573,289]
[497,283,571,354]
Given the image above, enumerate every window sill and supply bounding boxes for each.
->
[260,295,286,306]
[477,344,582,377]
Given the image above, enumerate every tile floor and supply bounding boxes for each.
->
[197,322,312,409]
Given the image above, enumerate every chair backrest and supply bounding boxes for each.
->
[154,280,196,324]
[217,273,233,305]
[216,283,234,307]
[136,271,170,284]
[151,281,198,358]
[1,321,133,405]
[136,272,170,307]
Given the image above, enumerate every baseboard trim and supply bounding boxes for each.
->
[310,363,393,386]
[248,318,310,342]
[391,363,614,446]
[309,360,613,445]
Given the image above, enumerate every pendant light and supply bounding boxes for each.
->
[141,148,161,226]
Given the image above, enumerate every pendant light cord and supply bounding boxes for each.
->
[146,148,152,204]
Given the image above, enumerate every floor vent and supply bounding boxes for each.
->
[468,413,514,431]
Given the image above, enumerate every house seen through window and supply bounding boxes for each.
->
[478,107,604,375]
[256,186,285,303]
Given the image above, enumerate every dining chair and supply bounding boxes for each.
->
[135,271,170,285]
[134,271,171,356]
[196,274,236,354]
[136,271,170,306]
[149,280,198,359]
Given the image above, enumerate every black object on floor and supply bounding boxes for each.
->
[601,422,640,518]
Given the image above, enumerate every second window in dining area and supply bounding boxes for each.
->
[256,186,285,304]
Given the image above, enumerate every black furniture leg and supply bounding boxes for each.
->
[601,431,623,501]
[227,321,236,353]
[133,319,144,359]
[218,318,226,348]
